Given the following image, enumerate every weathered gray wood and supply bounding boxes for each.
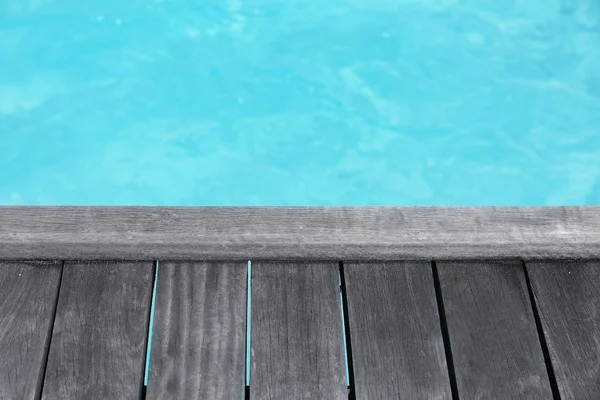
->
[344,261,452,399]
[0,261,62,400]
[41,261,153,400]
[146,261,247,400]
[527,260,600,400]
[1,206,599,260]
[437,260,553,399]
[251,261,346,400]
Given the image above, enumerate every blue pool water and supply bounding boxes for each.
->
[2,0,600,206]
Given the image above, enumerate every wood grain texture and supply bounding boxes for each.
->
[437,260,553,399]
[344,261,452,399]
[41,261,153,400]
[146,261,247,400]
[1,206,600,260]
[251,261,346,400]
[0,261,62,400]
[527,260,600,400]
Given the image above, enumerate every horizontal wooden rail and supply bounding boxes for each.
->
[0,206,599,260]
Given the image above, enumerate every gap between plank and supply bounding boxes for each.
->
[431,261,460,400]
[245,260,252,400]
[522,261,561,400]
[36,261,64,400]
[338,269,350,389]
[141,260,159,399]
[339,262,356,400]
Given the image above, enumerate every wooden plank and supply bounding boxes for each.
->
[1,206,599,260]
[146,261,247,400]
[437,260,553,399]
[251,261,346,399]
[41,261,154,400]
[344,260,451,399]
[0,261,62,400]
[527,260,600,399]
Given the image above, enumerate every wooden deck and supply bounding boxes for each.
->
[1,206,599,399]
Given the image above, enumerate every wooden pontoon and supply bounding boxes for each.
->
[1,206,599,399]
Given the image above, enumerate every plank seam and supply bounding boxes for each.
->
[339,262,356,400]
[431,261,460,400]
[140,260,158,400]
[245,260,251,400]
[522,261,562,400]
[36,261,64,400]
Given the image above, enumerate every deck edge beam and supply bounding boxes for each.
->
[1,206,599,260]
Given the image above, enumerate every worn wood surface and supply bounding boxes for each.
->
[41,261,154,400]
[527,260,600,400]
[0,261,62,400]
[437,260,553,399]
[344,260,452,399]
[147,261,247,400]
[251,261,346,400]
[1,206,599,260]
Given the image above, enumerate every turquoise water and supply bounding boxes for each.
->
[2,0,600,205]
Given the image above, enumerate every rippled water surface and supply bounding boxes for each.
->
[1,0,600,205]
